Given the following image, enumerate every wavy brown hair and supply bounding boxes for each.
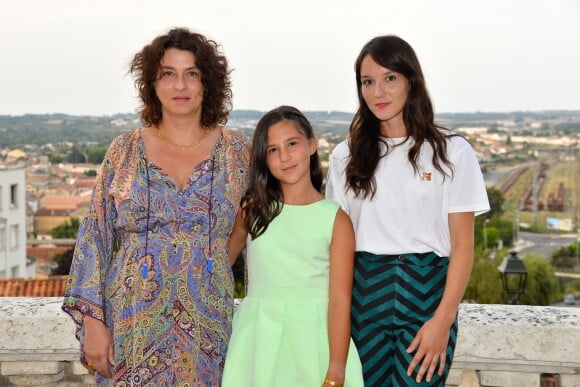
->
[347,35,456,199]
[243,106,323,239]
[129,27,232,128]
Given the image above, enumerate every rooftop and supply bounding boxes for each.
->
[0,276,68,297]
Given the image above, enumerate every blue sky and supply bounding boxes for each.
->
[1,0,579,116]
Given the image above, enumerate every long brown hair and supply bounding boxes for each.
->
[347,35,456,199]
[129,27,232,128]
[243,106,322,239]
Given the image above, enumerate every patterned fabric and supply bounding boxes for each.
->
[351,252,458,387]
[62,128,250,386]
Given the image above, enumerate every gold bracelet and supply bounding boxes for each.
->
[323,378,344,387]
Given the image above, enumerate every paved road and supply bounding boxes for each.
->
[515,231,579,258]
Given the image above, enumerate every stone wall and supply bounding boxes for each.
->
[0,298,579,386]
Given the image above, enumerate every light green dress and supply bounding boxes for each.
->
[222,199,364,387]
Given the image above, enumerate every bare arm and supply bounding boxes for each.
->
[228,209,248,266]
[83,315,114,378]
[434,212,475,324]
[323,209,355,386]
[407,211,475,383]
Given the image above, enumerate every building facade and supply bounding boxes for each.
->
[0,163,27,278]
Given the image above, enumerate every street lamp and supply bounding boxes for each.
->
[513,215,519,247]
[497,251,528,304]
[483,219,490,250]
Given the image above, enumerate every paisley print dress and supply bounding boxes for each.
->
[62,128,250,386]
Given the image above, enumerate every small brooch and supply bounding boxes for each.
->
[421,172,432,181]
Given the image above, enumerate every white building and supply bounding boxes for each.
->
[0,163,28,278]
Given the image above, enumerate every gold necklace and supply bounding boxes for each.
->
[156,126,207,150]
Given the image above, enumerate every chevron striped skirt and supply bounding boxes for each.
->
[351,251,458,387]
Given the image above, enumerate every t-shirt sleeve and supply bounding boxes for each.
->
[448,138,490,216]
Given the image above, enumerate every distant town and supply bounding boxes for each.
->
[0,110,579,294]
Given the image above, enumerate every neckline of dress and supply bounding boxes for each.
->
[279,199,326,208]
[137,127,223,166]
[136,127,223,192]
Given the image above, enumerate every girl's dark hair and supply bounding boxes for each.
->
[244,105,322,239]
[129,27,232,128]
[347,35,455,199]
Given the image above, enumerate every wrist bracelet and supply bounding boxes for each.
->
[324,378,344,387]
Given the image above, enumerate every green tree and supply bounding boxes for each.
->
[49,154,64,163]
[486,187,505,218]
[475,219,514,251]
[464,257,504,303]
[49,218,80,239]
[466,252,562,305]
[87,145,107,164]
[518,254,561,306]
[67,147,87,163]
[491,218,516,248]
[51,248,74,275]
[552,241,580,269]
[474,188,518,250]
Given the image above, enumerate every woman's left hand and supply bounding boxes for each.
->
[406,316,450,383]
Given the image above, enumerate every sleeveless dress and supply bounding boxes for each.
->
[222,199,364,387]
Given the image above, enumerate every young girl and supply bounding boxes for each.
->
[222,106,364,387]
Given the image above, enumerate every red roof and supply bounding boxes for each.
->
[0,276,69,297]
[40,195,91,209]
[27,246,72,261]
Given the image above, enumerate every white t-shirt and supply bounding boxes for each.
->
[326,135,490,257]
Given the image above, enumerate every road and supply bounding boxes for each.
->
[515,231,579,258]
[483,165,522,189]
[515,232,580,308]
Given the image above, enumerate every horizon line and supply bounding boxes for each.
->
[2,109,580,118]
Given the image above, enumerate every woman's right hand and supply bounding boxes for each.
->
[83,315,114,378]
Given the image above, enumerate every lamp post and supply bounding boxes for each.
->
[497,251,528,305]
[513,214,519,246]
[483,219,490,251]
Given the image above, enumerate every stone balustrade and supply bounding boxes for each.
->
[0,298,578,386]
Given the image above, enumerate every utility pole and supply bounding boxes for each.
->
[484,219,490,251]
[513,213,519,246]
[532,161,540,227]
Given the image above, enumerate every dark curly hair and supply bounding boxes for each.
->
[129,27,232,128]
[347,35,456,199]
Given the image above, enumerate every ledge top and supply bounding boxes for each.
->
[459,303,580,328]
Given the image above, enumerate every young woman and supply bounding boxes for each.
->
[223,106,364,387]
[326,36,490,386]
[62,28,250,386]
